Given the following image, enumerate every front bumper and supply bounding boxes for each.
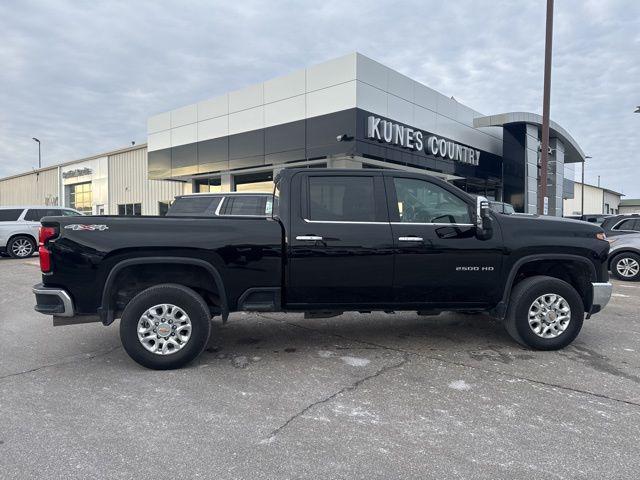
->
[33,283,75,317]
[591,282,613,313]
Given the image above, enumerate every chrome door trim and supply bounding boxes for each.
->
[398,236,424,242]
[296,235,324,241]
[303,219,389,225]
[390,222,475,227]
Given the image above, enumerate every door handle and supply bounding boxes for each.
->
[296,235,323,241]
[398,236,423,242]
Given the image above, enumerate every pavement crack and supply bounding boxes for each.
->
[261,315,640,409]
[0,345,121,381]
[262,355,410,443]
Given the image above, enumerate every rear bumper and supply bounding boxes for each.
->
[33,283,75,317]
[591,282,613,313]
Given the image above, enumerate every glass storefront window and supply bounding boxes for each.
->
[65,182,93,214]
[118,203,142,216]
[234,172,274,193]
[158,201,172,216]
[196,178,222,193]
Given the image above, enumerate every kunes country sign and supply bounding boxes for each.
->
[366,116,481,166]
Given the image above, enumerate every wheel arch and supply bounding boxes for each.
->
[99,257,228,326]
[608,248,640,268]
[495,254,597,319]
[7,232,37,246]
[6,233,37,256]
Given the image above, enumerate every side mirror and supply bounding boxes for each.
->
[476,196,493,240]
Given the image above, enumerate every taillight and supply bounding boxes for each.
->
[39,226,57,245]
[39,226,58,273]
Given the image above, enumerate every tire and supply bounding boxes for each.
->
[7,235,36,258]
[504,275,584,350]
[120,283,212,370]
[610,252,640,281]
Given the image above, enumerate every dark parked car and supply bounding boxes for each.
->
[600,214,640,237]
[167,192,275,217]
[565,214,613,225]
[33,168,611,369]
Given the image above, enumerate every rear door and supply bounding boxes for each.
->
[385,173,503,306]
[287,171,394,307]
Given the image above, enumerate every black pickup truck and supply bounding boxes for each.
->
[33,168,612,369]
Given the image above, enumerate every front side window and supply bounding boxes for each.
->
[308,176,376,222]
[393,177,471,224]
[62,209,82,216]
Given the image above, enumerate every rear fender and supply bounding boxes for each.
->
[99,257,228,325]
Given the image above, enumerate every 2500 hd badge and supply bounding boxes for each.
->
[32,168,612,370]
[456,266,495,271]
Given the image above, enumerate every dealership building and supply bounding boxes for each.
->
[2,53,590,215]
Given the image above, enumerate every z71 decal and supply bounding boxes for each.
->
[64,224,109,231]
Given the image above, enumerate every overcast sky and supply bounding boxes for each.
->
[1,0,638,194]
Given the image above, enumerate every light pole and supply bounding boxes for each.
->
[32,137,41,169]
[581,155,591,216]
[539,0,554,215]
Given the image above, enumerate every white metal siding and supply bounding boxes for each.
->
[108,146,186,215]
[0,168,59,206]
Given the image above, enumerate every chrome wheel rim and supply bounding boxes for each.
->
[11,238,33,257]
[616,257,639,278]
[137,304,192,355]
[528,294,571,339]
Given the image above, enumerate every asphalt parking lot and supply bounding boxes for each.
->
[1,257,639,479]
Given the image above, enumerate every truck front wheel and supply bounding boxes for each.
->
[504,276,584,350]
[120,284,212,369]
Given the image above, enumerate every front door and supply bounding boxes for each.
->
[287,172,394,308]
[385,174,503,307]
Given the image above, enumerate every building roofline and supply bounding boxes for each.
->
[473,111,585,164]
[619,199,640,206]
[572,180,624,197]
[0,143,147,182]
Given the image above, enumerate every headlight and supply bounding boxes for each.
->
[596,232,607,241]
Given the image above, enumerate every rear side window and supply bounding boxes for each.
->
[24,209,45,221]
[24,209,63,221]
[221,196,268,216]
[0,209,23,221]
[614,219,640,231]
[308,176,376,222]
[167,196,222,216]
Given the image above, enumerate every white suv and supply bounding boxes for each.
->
[0,207,83,258]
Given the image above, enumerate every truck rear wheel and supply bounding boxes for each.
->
[504,276,584,350]
[120,284,211,369]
